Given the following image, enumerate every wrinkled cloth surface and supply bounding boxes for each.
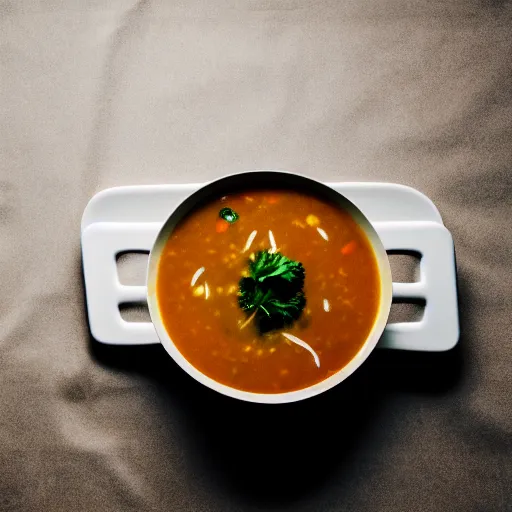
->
[1,1,511,511]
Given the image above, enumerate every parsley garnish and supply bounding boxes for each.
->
[238,250,306,333]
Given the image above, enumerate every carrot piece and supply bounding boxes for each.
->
[266,195,280,204]
[341,240,357,255]
[216,218,230,233]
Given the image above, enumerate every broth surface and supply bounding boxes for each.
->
[156,190,380,393]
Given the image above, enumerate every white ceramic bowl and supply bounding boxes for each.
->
[147,171,392,404]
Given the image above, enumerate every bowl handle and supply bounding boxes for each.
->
[82,222,160,345]
[375,221,459,352]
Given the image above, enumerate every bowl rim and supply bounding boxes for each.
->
[146,170,392,404]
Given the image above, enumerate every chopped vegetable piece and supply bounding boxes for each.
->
[317,227,329,241]
[219,207,239,224]
[193,285,205,297]
[216,218,230,233]
[266,195,279,204]
[243,230,257,253]
[268,230,277,253]
[190,266,205,286]
[306,214,320,227]
[281,332,320,368]
[341,240,357,255]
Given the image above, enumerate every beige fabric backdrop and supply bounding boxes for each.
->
[1,1,511,511]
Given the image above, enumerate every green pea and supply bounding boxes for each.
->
[219,207,239,224]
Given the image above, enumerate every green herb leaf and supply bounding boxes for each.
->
[219,207,239,224]
[238,250,306,333]
[249,251,305,286]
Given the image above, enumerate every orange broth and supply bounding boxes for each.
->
[156,190,380,393]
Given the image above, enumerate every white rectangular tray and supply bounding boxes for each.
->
[81,182,459,351]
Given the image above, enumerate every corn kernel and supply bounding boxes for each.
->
[192,285,204,296]
[306,214,320,227]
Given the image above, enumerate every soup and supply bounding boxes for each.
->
[156,189,381,394]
